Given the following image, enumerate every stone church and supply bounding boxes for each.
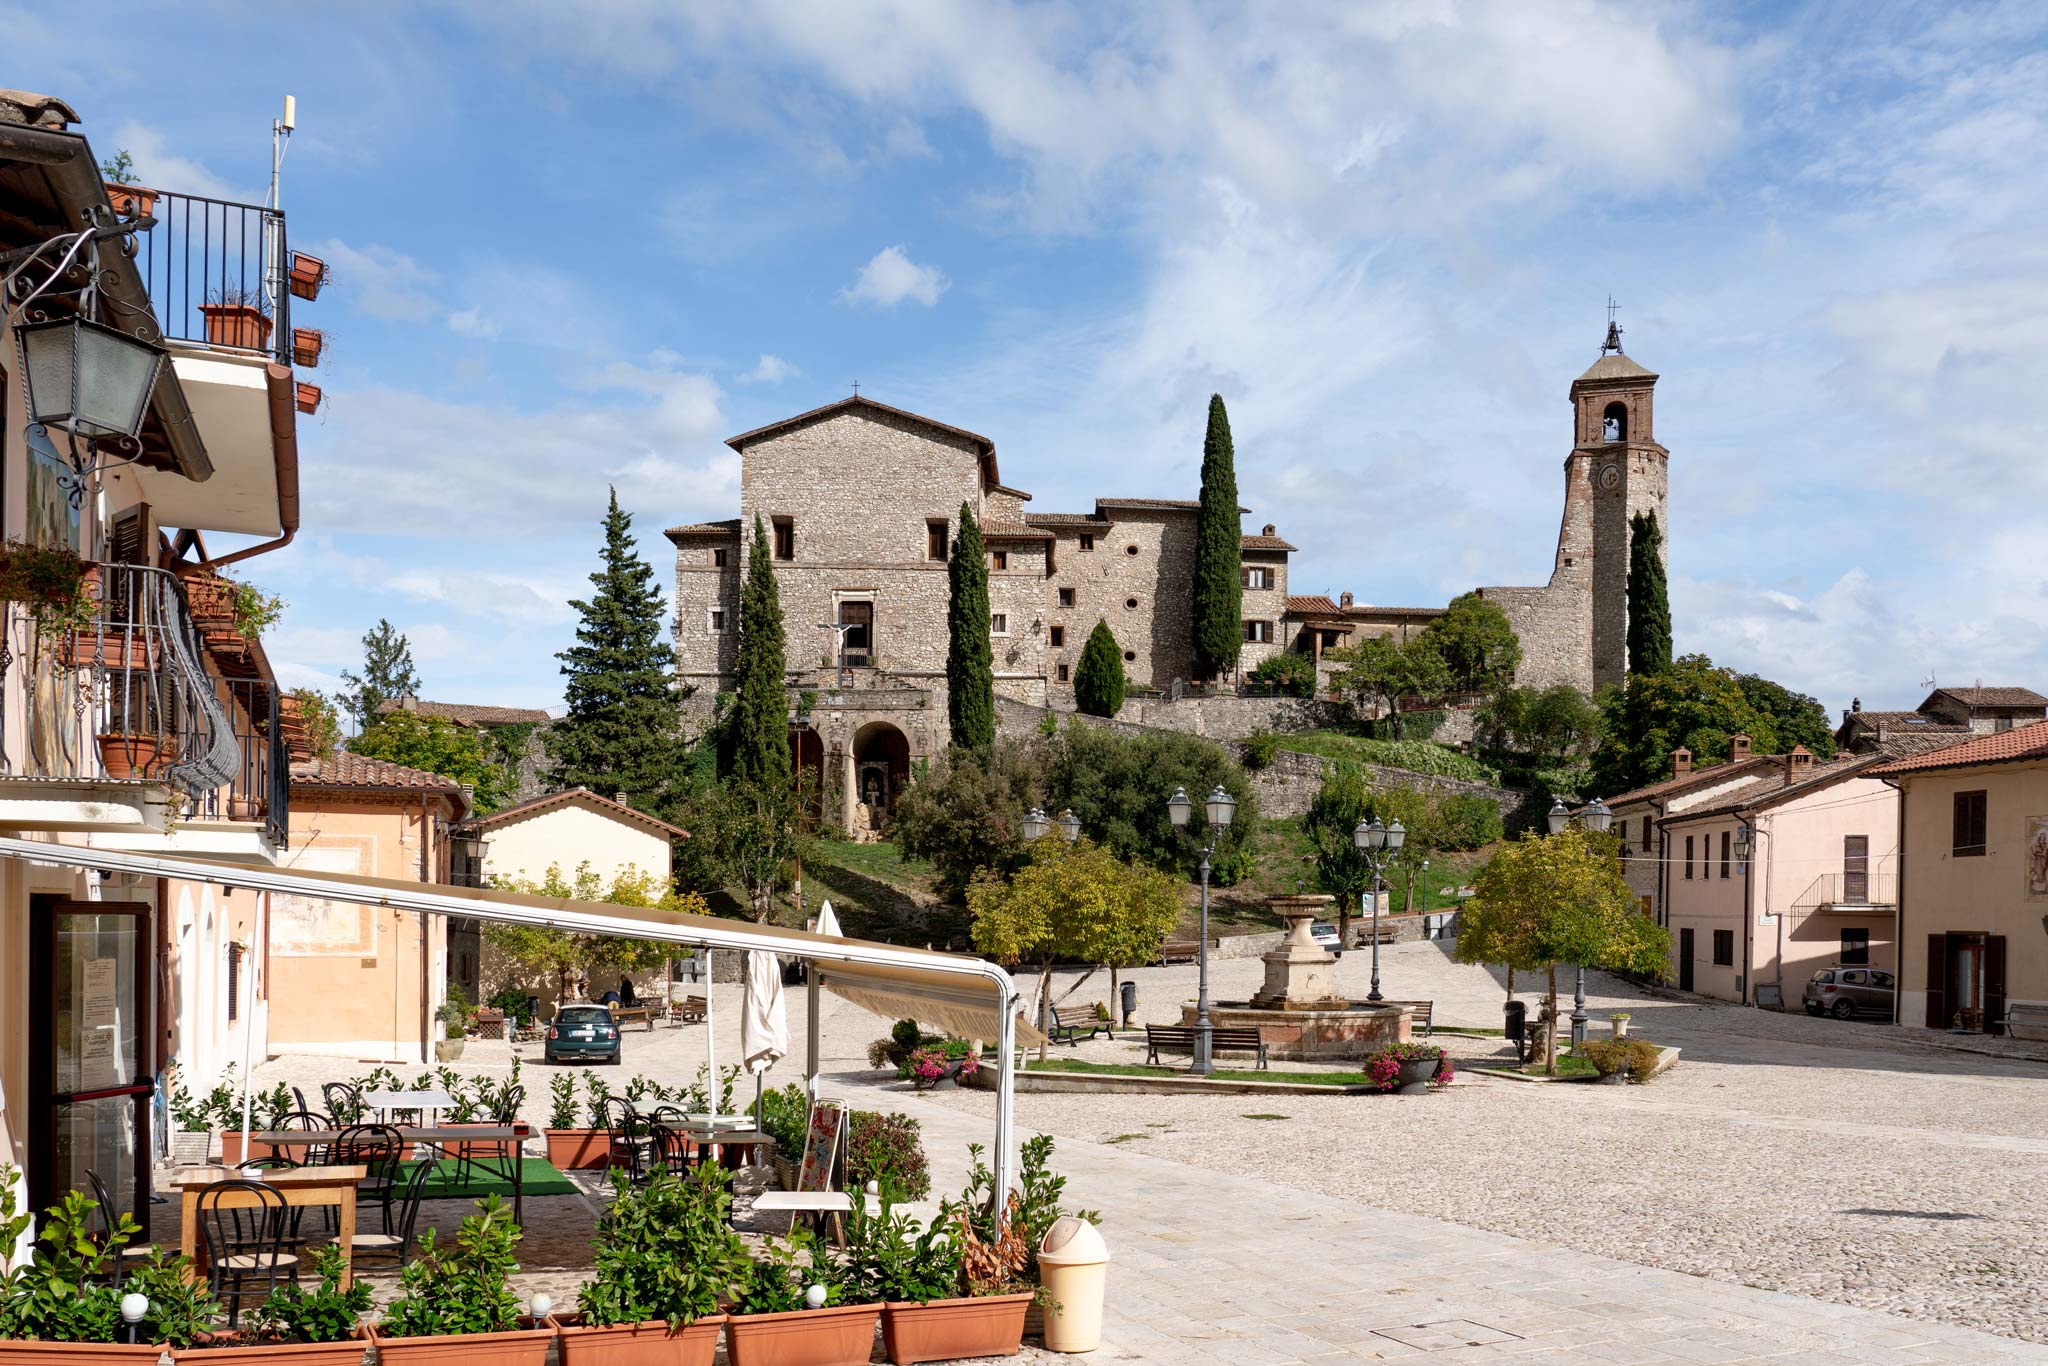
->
[668,329,1667,829]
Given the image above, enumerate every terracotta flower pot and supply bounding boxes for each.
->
[545,1127,610,1169]
[368,1326,553,1366]
[198,304,274,352]
[0,1344,168,1366]
[553,1317,725,1366]
[295,382,322,415]
[723,1304,878,1366]
[288,253,327,301]
[880,1293,1032,1365]
[104,183,159,218]
[97,733,176,781]
[292,328,325,368]
[178,1333,372,1366]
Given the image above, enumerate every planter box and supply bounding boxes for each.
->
[880,1294,1031,1365]
[198,304,273,352]
[104,183,159,219]
[545,1127,610,1170]
[289,253,327,301]
[0,1344,168,1366]
[368,1327,552,1366]
[292,328,325,368]
[179,1336,371,1366]
[554,1317,724,1366]
[723,1304,878,1366]
[170,1129,212,1166]
[435,1038,465,1063]
[217,1130,283,1166]
[295,382,322,415]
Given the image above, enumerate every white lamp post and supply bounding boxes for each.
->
[1169,784,1236,1073]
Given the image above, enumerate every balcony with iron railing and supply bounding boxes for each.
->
[1791,871,1898,914]
[129,189,295,367]
[0,563,284,850]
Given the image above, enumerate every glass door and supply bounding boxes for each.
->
[1843,835,1870,904]
[30,897,153,1235]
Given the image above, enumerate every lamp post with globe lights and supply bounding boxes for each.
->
[1019,806,1082,1035]
[1350,816,1406,1003]
[1168,783,1237,1073]
[1548,795,1614,1046]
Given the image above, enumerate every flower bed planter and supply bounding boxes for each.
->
[367,1327,552,1366]
[289,253,328,301]
[292,328,325,368]
[104,183,159,219]
[198,304,273,352]
[880,1293,1031,1365]
[723,1304,878,1366]
[0,1344,169,1366]
[553,1317,725,1366]
[178,1334,371,1366]
[170,1128,212,1166]
[97,733,176,781]
[545,1127,610,1169]
[1395,1057,1440,1094]
[295,382,322,415]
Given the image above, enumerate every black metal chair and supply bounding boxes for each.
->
[85,1169,154,1283]
[195,1179,298,1326]
[270,1109,333,1167]
[645,1119,697,1180]
[343,1157,434,1272]
[321,1082,362,1125]
[599,1097,652,1183]
[233,1158,310,1241]
[451,1084,526,1192]
[331,1123,406,1225]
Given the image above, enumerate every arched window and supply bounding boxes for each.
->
[1602,401,1628,443]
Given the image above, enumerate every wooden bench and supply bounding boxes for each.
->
[669,996,707,1025]
[1144,1024,1269,1070]
[1371,999,1434,1037]
[609,1005,656,1032]
[1157,940,1201,965]
[1354,921,1401,946]
[1047,1003,1104,1047]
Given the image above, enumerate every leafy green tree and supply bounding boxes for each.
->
[1248,650,1316,696]
[1735,673,1837,759]
[1191,394,1243,681]
[729,515,790,789]
[1591,653,1792,795]
[1524,684,1603,757]
[1327,633,1452,734]
[484,862,709,1004]
[683,773,812,922]
[338,618,419,732]
[1048,724,1258,884]
[1073,621,1126,718]
[889,737,1054,899]
[968,837,1181,1057]
[1626,511,1672,676]
[1453,827,1670,1073]
[1304,761,1374,947]
[546,489,688,813]
[286,687,344,760]
[1420,592,1522,694]
[945,502,995,749]
[349,710,515,813]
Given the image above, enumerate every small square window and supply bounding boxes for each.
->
[1241,566,1273,590]
[712,546,729,568]
[1049,625,1065,648]
[708,607,727,632]
[927,520,949,561]
[991,549,1008,570]
[1056,662,1070,682]
[1078,533,1094,552]
[772,517,794,560]
[1241,620,1272,643]
[991,613,1008,635]
[1058,588,1075,607]
[1712,929,1734,967]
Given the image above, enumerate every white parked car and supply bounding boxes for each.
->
[1311,921,1343,956]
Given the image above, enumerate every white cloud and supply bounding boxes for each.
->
[842,245,949,308]
[739,354,799,384]
[307,239,440,322]
[386,570,579,625]
[109,122,263,204]
[445,307,502,340]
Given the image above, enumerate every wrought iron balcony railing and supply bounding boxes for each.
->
[0,562,271,832]
[1792,871,1898,912]
[129,189,292,367]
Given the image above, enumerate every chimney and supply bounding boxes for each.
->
[1672,747,1692,777]
[1786,744,1813,780]
[614,791,630,808]
[1262,523,1276,537]
[1730,733,1752,759]
[400,695,419,712]
[1339,591,1354,608]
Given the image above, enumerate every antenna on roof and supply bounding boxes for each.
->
[1601,296,1624,354]
[1922,672,1936,692]
[263,95,295,324]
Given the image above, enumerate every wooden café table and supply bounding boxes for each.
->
[171,1164,367,1288]
[244,1125,537,1223]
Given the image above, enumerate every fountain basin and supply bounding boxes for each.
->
[1181,1001,1413,1062]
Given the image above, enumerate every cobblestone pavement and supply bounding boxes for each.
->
[207,938,2048,1359]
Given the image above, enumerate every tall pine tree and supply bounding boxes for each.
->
[729,513,790,789]
[338,619,419,733]
[546,489,687,812]
[1191,394,1243,682]
[1626,510,1672,676]
[946,501,995,749]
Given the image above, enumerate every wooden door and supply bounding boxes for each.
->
[1678,928,1695,992]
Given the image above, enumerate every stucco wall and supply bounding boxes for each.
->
[479,802,673,887]
[1754,776,1898,999]
[162,878,264,1090]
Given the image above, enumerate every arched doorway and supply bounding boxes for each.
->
[852,721,912,829]
[792,726,826,820]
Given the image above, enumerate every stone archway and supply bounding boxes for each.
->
[851,721,912,835]
[792,726,827,821]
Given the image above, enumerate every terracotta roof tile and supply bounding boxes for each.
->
[1094,497,1252,514]
[980,519,1053,541]
[725,396,994,456]
[1024,513,1111,528]
[1868,721,2048,776]
[291,752,466,793]
[1604,756,1779,807]
[1927,686,2048,709]
[664,518,742,539]
[378,699,551,727]
[1286,594,1341,615]
[461,786,688,840]
[1241,533,1297,551]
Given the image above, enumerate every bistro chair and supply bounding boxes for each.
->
[450,1084,526,1192]
[321,1081,362,1125]
[195,1179,299,1326]
[598,1097,653,1184]
[270,1110,334,1167]
[85,1169,155,1283]
[234,1158,309,1242]
[344,1157,435,1273]
[645,1119,698,1181]
[331,1123,406,1226]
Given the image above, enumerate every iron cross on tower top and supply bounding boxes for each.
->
[1602,296,1624,354]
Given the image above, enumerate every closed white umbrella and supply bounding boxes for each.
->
[742,949,788,1135]
[813,900,842,939]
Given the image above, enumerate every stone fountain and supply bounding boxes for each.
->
[1181,893,1412,1061]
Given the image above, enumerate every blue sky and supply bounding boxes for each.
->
[14,2,2048,715]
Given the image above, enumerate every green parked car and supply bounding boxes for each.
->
[545,1003,621,1065]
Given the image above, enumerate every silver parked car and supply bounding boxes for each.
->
[1803,966,1895,1019]
[1311,921,1343,957]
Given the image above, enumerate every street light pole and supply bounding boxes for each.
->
[1352,816,1406,1004]
[1550,796,1613,1049]
[1170,785,1237,1075]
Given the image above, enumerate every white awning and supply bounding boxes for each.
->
[0,834,1030,1193]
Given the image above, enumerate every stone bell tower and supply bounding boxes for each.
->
[1571,322,1668,691]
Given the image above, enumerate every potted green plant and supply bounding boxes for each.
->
[845,1186,1032,1366]
[948,1138,1097,1345]
[164,1068,216,1166]
[1366,1041,1452,1094]
[541,1074,606,1170]
[0,541,97,645]
[435,987,470,1063]
[198,287,273,352]
[180,1246,372,1366]
[373,1197,549,1366]
[555,1166,748,1366]
[725,1231,877,1366]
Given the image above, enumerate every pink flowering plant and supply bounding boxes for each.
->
[906,1047,949,1087]
[1363,1041,1451,1093]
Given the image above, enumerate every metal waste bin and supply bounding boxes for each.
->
[1119,981,1137,1026]
[1503,999,1526,1046]
[1038,1216,1109,1353]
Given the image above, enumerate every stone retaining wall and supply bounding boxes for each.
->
[1251,746,1537,828]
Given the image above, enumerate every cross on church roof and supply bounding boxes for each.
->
[850,381,861,396]
[1602,296,1624,354]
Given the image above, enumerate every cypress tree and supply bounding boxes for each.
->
[946,501,996,749]
[728,513,791,789]
[1626,510,1672,676]
[546,489,686,811]
[1191,393,1244,682]
[1074,621,1126,718]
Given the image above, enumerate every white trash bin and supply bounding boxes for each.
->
[1037,1216,1109,1352]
